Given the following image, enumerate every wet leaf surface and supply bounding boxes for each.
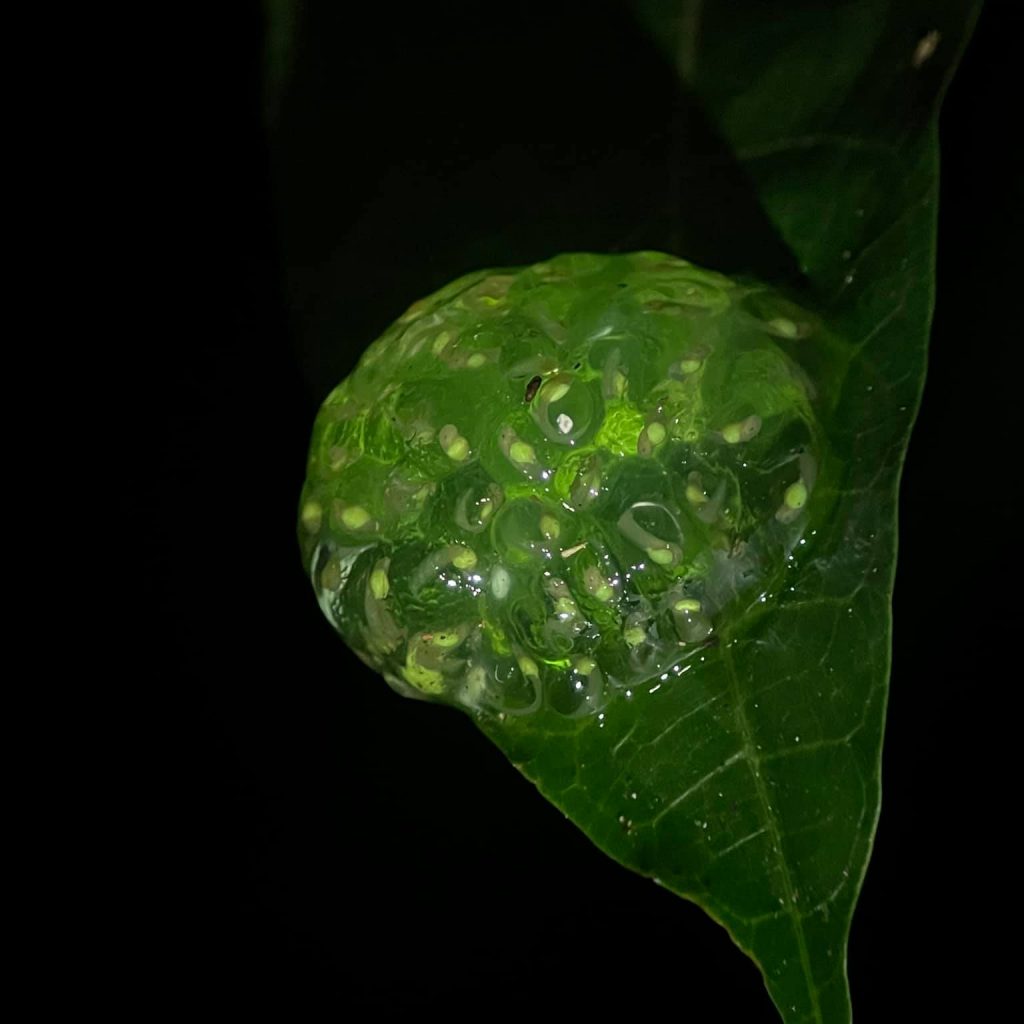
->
[290,3,979,1021]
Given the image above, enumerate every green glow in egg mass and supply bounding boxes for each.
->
[299,251,825,717]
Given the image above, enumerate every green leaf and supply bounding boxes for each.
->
[608,5,980,1018]
[296,3,979,1022]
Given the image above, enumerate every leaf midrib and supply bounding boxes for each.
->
[722,639,823,1024]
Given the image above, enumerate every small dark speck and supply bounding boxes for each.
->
[617,282,628,288]
[524,375,542,402]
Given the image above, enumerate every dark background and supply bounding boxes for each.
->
[163,2,1015,1016]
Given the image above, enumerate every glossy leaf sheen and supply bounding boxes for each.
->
[300,3,979,1022]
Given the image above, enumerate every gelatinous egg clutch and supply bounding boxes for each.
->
[299,252,824,719]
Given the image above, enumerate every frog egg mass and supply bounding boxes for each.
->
[299,251,825,718]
